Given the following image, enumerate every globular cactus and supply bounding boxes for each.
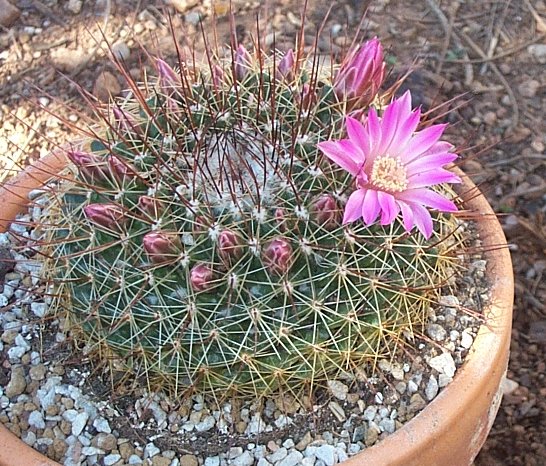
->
[43,37,461,398]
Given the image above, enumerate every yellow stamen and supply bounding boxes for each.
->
[370,155,408,193]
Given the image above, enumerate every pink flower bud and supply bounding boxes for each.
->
[190,263,214,292]
[263,237,293,275]
[311,194,340,230]
[108,156,137,181]
[138,196,163,217]
[234,44,251,81]
[156,58,180,90]
[277,49,295,81]
[113,106,142,135]
[67,150,109,181]
[299,83,316,111]
[192,216,209,234]
[274,208,288,232]
[143,231,181,264]
[212,64,224,88]
[334,37,385,109]
[218,229,243,261]
[83,203,126,231]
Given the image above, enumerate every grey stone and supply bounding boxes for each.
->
[145,442,161,458]
[278,451,304,466]
[315,445,336,466]
[429,353,456,377]
[426,323,447,341]
[232,451,254,466]
[204,457,220,466]
[460,330,474,349]
[71,412,89,436]
[30,302,48,318]
[268,447,287,463]
[327,380,349,401]
[363,405,377,421]
[93,416,111,433]
[28,410,46,429]
[104,454,122,466]
[528,44,546,64]
[378,418,395,434]
[425,375,439,401]
[195,415,215,432]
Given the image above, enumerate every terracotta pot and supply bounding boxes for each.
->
[0,154,513,466]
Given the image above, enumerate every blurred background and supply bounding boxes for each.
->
[0,0,544,464]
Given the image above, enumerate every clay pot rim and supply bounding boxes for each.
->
[0,154,513,466]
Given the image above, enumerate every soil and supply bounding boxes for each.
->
[1,0,545,464]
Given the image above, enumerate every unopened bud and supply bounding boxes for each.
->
[83,203,126,231]
[212,64,224,88]
[234,44,251,81]
[263,237,293,275]
[274,208,288,232]
[143,231,181,264]
[333,37,385,109]
[109,156,137,181]
[218,229,243,261]
[190,263,214,292]
[156,58,180,90]
[113,106,142,135]
[138,196,163,218]
[67,150,108,181]
[277,49,295,81]
[311,194,340,230]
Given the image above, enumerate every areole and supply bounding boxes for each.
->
[0,152,513,466]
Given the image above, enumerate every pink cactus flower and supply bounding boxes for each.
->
[218,229,243,262]
[317,91,460,239]
[234,44,251,81]
[263,238,293,275]
[311,194,340,230]
[277,49,295,81]
[190,263,214,292]
[83,203,126,231]
[334,37,385,109]
[143,231,181,263]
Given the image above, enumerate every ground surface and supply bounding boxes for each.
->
[0,0,545,464]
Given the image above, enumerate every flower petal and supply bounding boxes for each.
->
[407,169,461,189]
[389,109,421,155]
[398,188,458,212]
[346,117,370,159]
[318,140,362,175]
[401,124,447,164]
[377,191,400,225]
[398,201,415,233]
[411,203,433,239]
[361,189,381,225]
[343,189,366,224]
[405,152,458,175]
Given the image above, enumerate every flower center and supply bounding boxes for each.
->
[370,155,408,193]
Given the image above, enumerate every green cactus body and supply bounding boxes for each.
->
[44,50,460,398]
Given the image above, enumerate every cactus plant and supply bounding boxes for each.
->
[41,37,462,399]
